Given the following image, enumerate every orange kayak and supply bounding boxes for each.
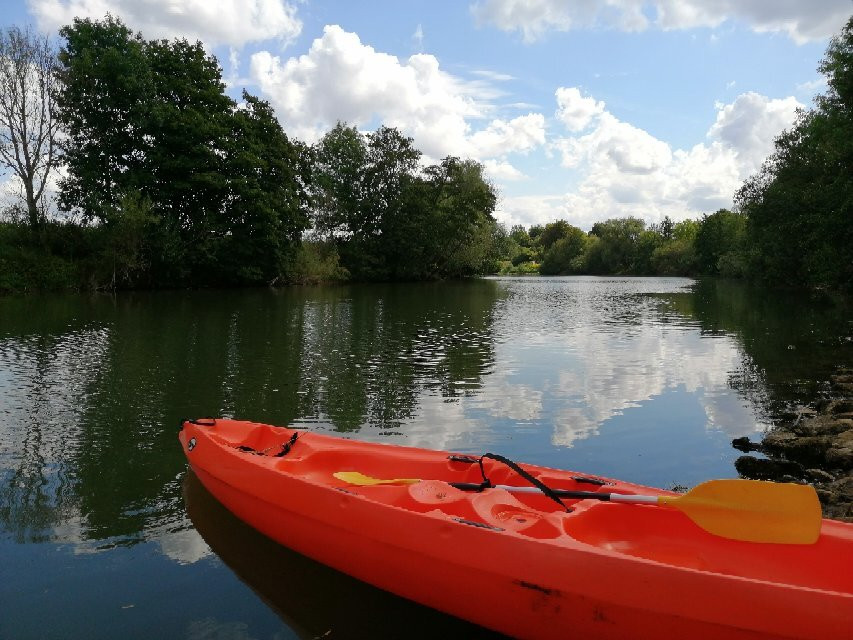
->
[179,418,853,640]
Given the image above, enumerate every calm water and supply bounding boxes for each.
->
[1,277,851,639]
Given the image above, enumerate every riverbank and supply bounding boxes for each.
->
[733,368,853,521]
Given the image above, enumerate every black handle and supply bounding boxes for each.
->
[448,481,611,501]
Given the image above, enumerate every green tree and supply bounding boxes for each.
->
[587,217,646,274]
[57,16,310,287]
[222,91,310,283]
[143,37,234,264]
[736,16,853,289]
[509,224,531,247]
[311,122,368,239]
[539,219,573,250]
[539,223,587,274]
[694,209,746,276]
[56,16,151,221]
[650,219,699,275]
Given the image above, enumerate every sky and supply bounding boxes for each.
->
[3,0,851,230]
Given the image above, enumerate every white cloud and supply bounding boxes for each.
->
[494,194,569,228]
[549,87,801,227]
[250,25,547,163]
[29,0,302,48]
[471,0,649,42]
[469,113,546,157]
[471,0,850,43]
[483,159,526,181]
[555,87,605,132]
[707,91,802,175]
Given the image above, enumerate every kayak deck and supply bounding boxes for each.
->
[191,419,851,592]
[180,418,853,640]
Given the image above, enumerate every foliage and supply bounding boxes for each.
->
[55,16,311,287]
[694,209,747,276]
[310,127,498,281]
[539,223,587,274]
[586,217,646,274]
[735,16,853,290]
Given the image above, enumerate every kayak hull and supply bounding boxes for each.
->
[179,419,853,640]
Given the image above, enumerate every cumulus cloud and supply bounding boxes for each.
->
[249,25,547,163]
[555,87,605,132]
[708,92,802,174]
[471,0,850,43]
[483,159,526,181]
[494,194,569,228]
[551,87,801,227]
[471,0,649,42]
[29,0,302,48]
[469,113,546,157]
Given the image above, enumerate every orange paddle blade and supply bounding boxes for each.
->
[659,479,822,544]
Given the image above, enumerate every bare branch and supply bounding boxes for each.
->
[0,25,61,229]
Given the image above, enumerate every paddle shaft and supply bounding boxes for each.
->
[448,482,659,503]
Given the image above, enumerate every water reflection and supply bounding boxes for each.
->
[1,278,851,638]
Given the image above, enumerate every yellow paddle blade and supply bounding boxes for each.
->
[333,471,421,486]
[660,479,822,544]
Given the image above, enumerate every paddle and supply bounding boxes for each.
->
[333,472,822,544]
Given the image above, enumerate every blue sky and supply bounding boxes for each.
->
[4,0,851,229]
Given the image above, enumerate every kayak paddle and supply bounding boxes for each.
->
[333,472,822,544]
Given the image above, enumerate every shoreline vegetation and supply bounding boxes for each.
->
[0,15,851,295]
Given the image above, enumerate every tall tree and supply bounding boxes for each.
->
[57,16,153,222]
[736,16,853,289]
[694,209,746,275]
[56,16,151,222]
[223,91,310,282]
[0,25,61,232]
[311,122,368,239]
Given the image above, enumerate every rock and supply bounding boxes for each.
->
[814,398,832,412]
[830,399,853,414]
[818,477,853,522]
[761,431,833,465]
[831,382,853,394]
[792,416,853,437]
[806,468,836,482]
[735,456,805,481]
[826,430,853,470]
[731,436,763,453]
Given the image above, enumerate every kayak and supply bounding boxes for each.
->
[178,418,853,640]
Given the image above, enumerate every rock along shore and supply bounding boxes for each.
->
[732,368,853,522]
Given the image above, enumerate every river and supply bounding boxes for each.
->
[1,277,851,639]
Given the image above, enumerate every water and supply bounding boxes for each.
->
[1,277,850,639]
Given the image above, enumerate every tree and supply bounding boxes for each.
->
[0,25,61,233]
[56,16,151,222]
[539,223,587,274]
[539,219,573,250]
[222,91,310,283]
[311,122,368,239]
[57,16,311,286]
[694,209,746,275]
[587,217,646,274]
[426,157,497,277]
[650,219,699,275]
[736,16,853,289]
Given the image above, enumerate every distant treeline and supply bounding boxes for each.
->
[495,211,748,279]
[0,15,851,292]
